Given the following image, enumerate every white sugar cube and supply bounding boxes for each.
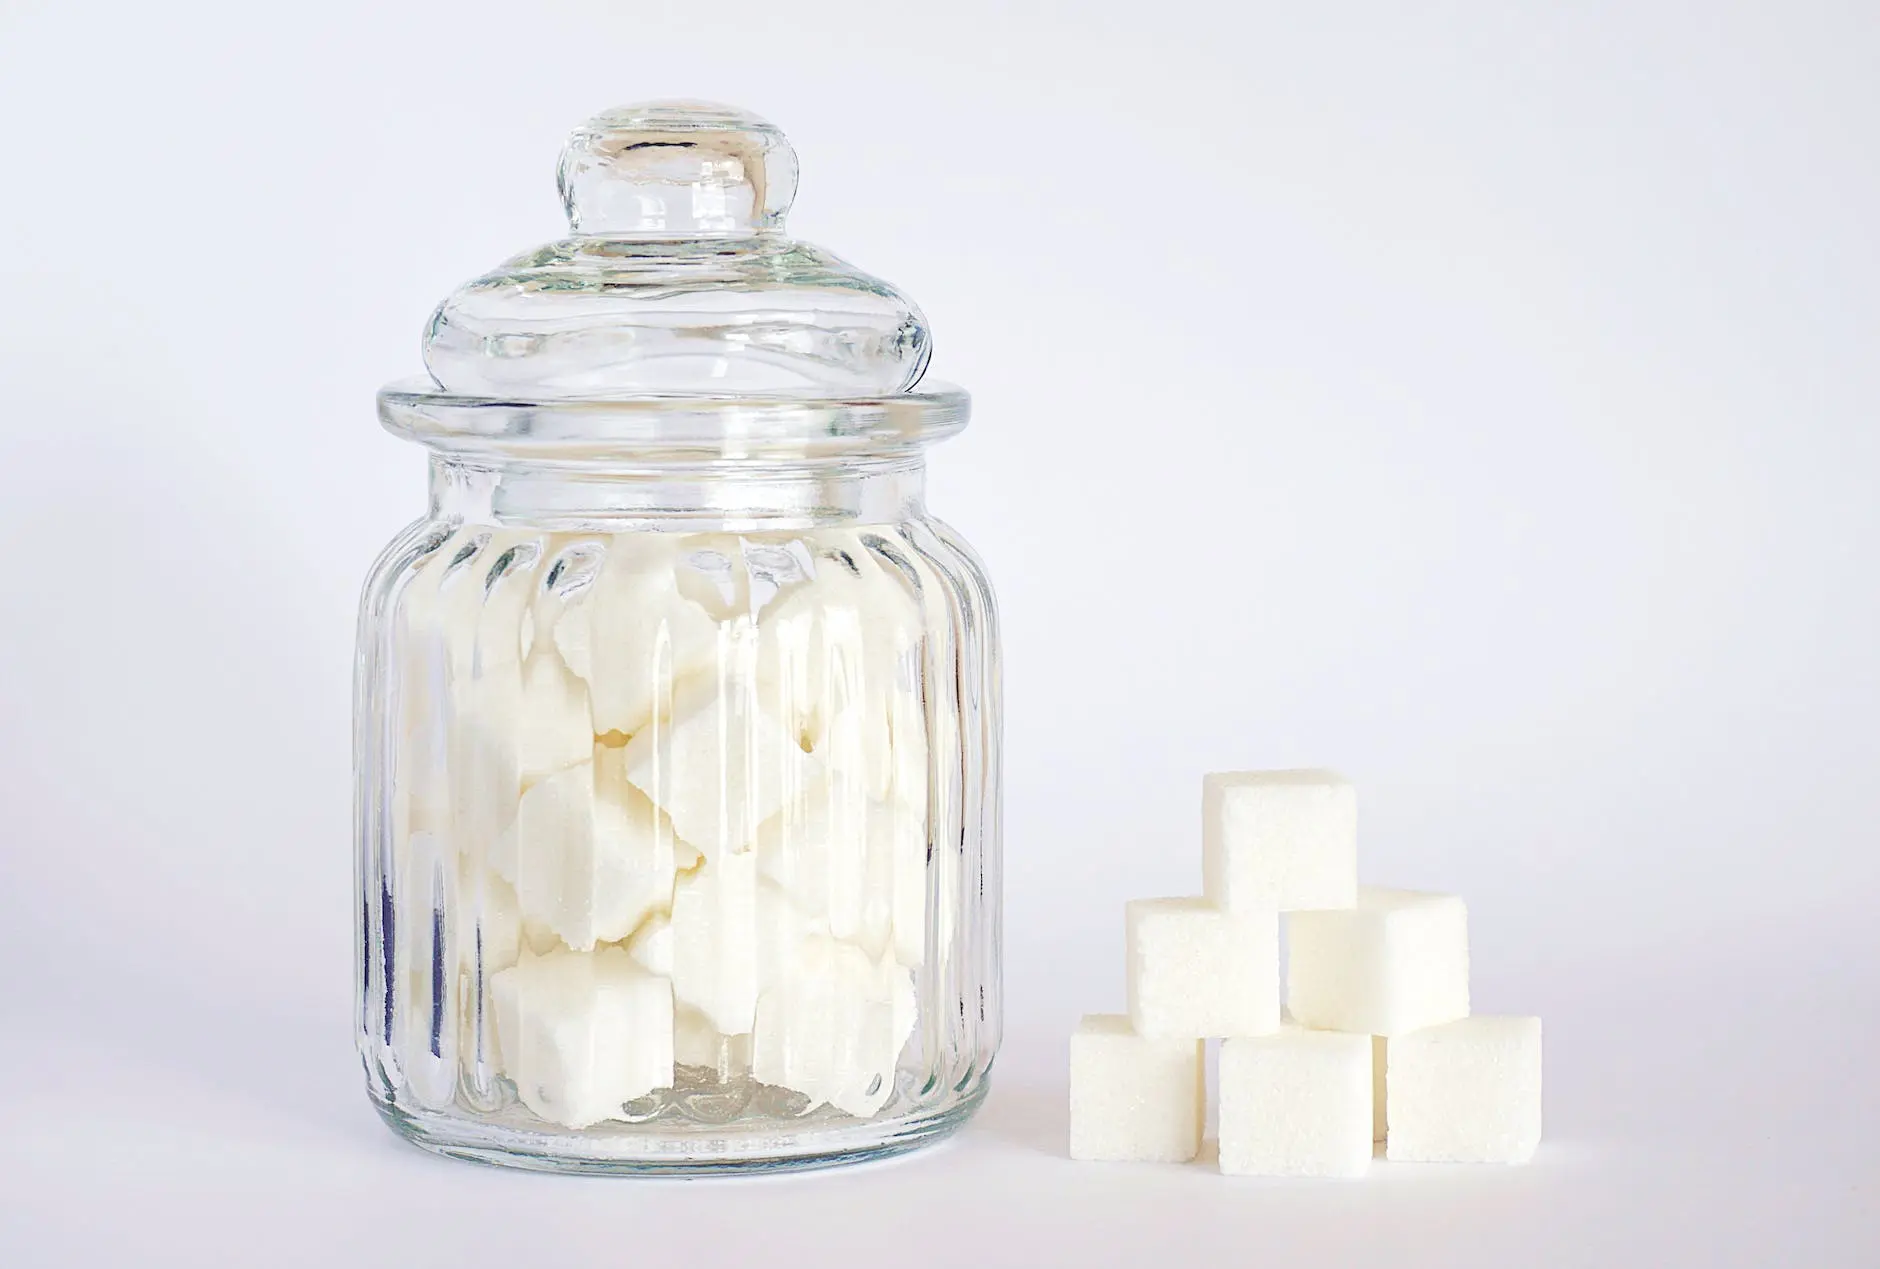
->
[393,532,495,847]
[669,853,758,1034]
[495,759,677,952]
[1126,898,1280,1039]
[446,651,595,865]
[450,866,522,982]
[752,936,916,1117]
[395,526,472,669]
[510,652,599,778]
[520,916,562,956]
[1203,770,1356,913]
[1387,1016,1542,1163]
[1287,887,1470,1036]
[885,689,928,815]
[491,947,674,1129]
[668,853,825,1035]
[889,805,928,968]
[621,671,821,860]
[755,778,928,965]
[625,910,674,977]
[1372,1035,1388,1142]
[529,538,605,673]
[469,536,544,672]
[1068,1014,1203,1163]
[1219,1029,1373,1177]
[451,869,523,1089]
[395,839,510,977]
[453,535,596,797]
[439,717,513,867]
[554,535,726,737]
[759,537,924,807]
[402,528,538,692]
[673,1005,749,1073]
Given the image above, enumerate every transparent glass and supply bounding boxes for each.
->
[356,455,999,1172]
[356,101,1000,1174]
[422,101,930,398]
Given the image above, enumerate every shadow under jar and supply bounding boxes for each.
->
[353,102,1001,1175]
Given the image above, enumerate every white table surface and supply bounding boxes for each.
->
[5,917,1871,1267]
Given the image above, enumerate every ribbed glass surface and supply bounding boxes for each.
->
[354,516,1000,1172]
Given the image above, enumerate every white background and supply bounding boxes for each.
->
[1,1,1875,1263]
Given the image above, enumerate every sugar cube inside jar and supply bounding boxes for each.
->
[355,101,1002,1174]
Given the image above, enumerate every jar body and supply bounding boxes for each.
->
[354,458,1001,1173]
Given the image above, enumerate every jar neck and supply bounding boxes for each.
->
[427,455,928,531]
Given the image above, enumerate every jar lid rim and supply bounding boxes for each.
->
[378,378,970,460]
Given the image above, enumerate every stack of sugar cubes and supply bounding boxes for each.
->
[1070,770,1542,1176]
[390,529,934,1128]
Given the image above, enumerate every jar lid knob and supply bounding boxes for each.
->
[557,101,799,236]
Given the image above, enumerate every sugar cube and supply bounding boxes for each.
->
[759,537,923,807]
[1387,1016,1542,1163]
[1203,770,1356,913]
[445,651,595,866]
[620,671,821,861]
[491,947,674,1129]
[755,777,928,965]
[520,917,562,956]
[1372,1035,1388,1142]
[1219,1029,1373,1177]
[673,1005,749,1073]
[625,910,674,977]
[469,536,543,673]
[669,852,825,1035]
[450,865,522,986]
[885,688,928,815]
[1126,898,1280,1039]
[751,936,916,1117]
[1287,887,1469,1036]
[554,535,725,737]
[453,869,522,1091]
[669,852,760,1035]
[494,759,677,952]
[393,532,484,846]
[1068,1014,1203,1162]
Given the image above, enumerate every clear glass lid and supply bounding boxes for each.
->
[381,102,966,457]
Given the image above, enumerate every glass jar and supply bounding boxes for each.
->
[353,102,1001,1174]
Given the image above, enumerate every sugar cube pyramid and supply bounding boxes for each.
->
[1069,768,1541,1176]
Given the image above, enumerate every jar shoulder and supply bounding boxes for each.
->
[910,516,999,632]
[354,515,999,655]
[357,517,461,631]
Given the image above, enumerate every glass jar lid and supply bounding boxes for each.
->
[380,102,967,459]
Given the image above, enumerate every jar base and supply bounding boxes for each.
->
[371,1081,989,1176]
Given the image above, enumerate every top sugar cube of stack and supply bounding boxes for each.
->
[1203,770,1357,913]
